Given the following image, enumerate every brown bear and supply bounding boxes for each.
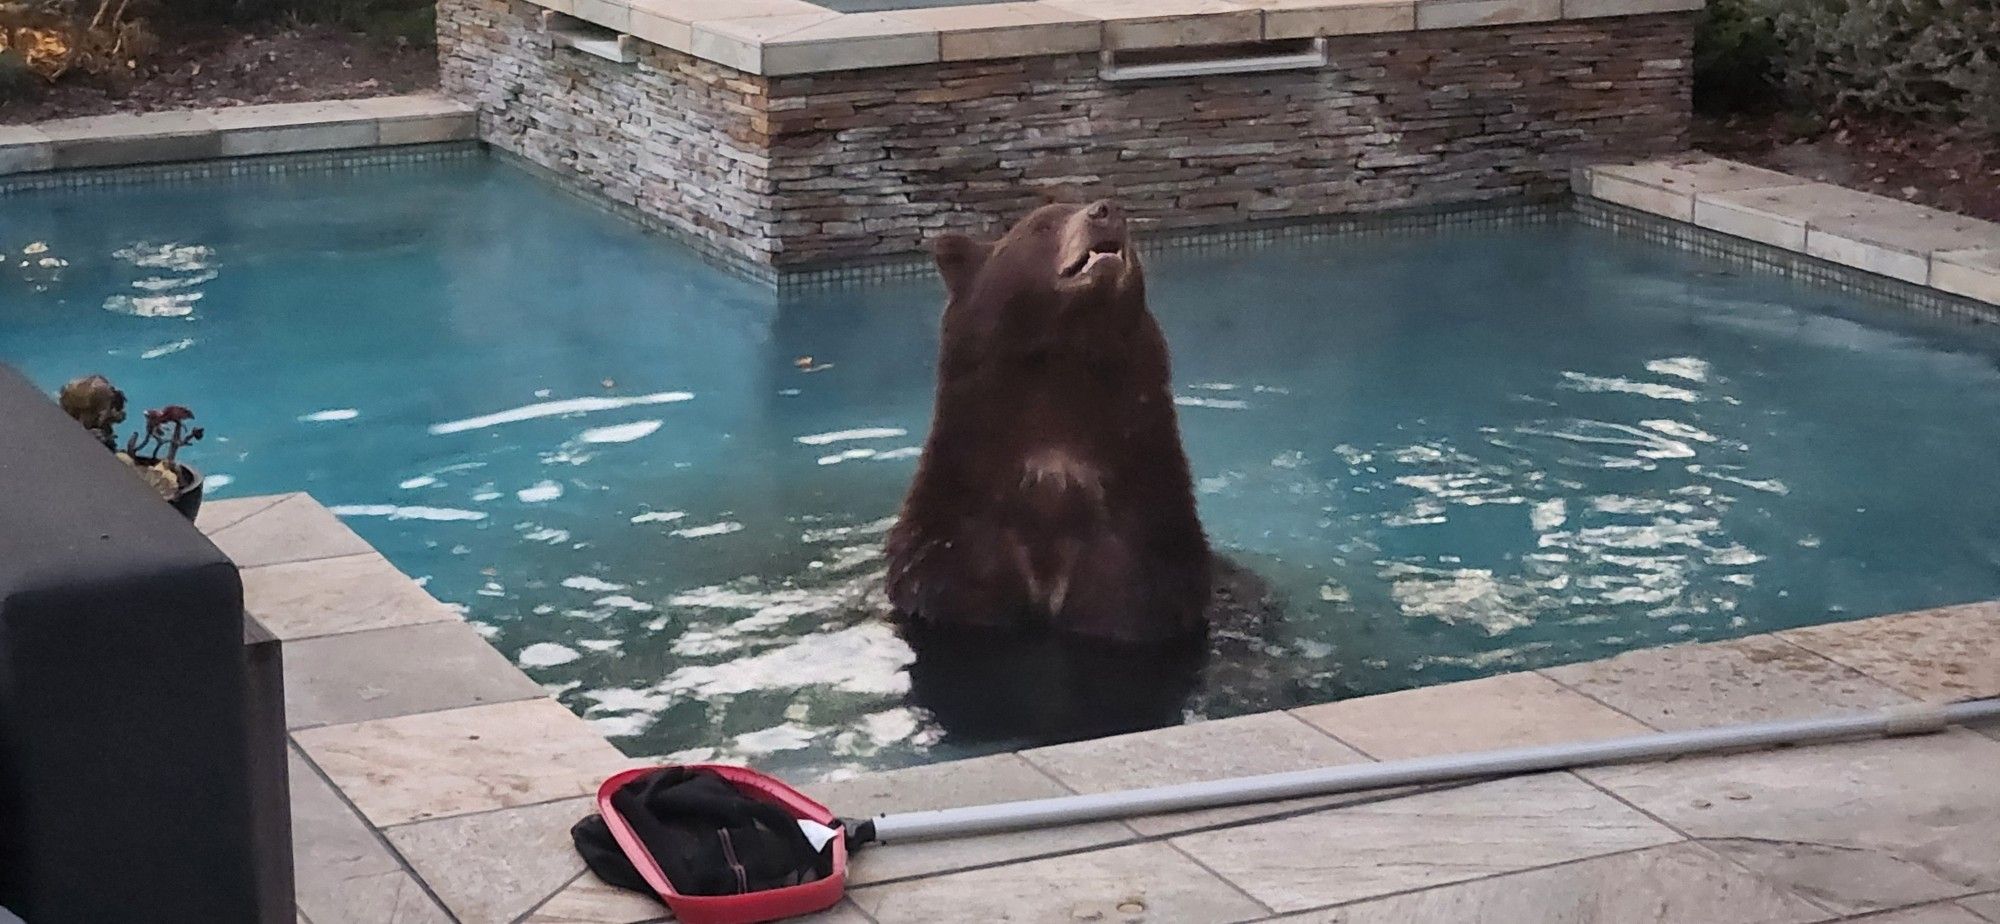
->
[883,198,1212,646]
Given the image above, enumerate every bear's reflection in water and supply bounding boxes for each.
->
[896,555,1295,748]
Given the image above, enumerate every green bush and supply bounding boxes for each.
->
[1772,0,2000,135]
[1694,0,1784,112]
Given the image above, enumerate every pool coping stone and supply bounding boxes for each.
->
[1578,155,2000,308]
[523,0,1703,76]
[0,94,474,178]
[200,492,2000,923]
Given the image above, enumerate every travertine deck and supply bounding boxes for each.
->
[199,492,2000,924]
[1576,154,2000,307]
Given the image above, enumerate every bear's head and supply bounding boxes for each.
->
[930,199,1143,333]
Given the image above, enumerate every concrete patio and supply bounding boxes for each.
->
[197,491,2000,924]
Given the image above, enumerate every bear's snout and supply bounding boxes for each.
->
[1084,199,1125,236]
[1059,200,1132,283]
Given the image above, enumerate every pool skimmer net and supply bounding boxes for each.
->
[572,697,2000,924]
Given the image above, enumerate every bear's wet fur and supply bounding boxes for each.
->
[883,197,1213,646]
[897,555,1293,747]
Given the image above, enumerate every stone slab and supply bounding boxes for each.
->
[386,797,594,924]
[1022,712,1372,835]
[1,97,472,175]
[1563,0,1702,18]
[800,753,1131,885]
[692,13,839,73]
[346,94,478,120]
[1268,842,1826,923]
[1931,248,2000,306]
[1417,0,1562,30]
[1045,0,1262,50]
[39,111,223,169]
[1683,181,1993,285]
[1807,204,2000,286]
[571,0,631,31]
[1854,905,1994,924]
[1779,602,2000,703]
[1805,228,1935,286]
[196,492,294,535]
[762,13,940,75]
[1591,155,1806,224]
[283,619,545,729]
[888,2,1101,61]
[1962,893,2000,923]
[289,748,454,924]
[208,492,376,568]
[635,0,826,24]
[1293,670,1651,760]
[0,124,56,175]
[377,112,479,147]
[627,8,696,52]
[1172,772,1681,912]
[520,872,669,924]
[294,698,630,828]
[1695,188,1810,250]
[302,870,453,924]
[219,117,381,158]
[1540,634,1912,730]
[523,0,1665,72]
[847,843,1266,923]
[1583,730,2000,915]
[1263,0,1416,38]
[240,552,462,641]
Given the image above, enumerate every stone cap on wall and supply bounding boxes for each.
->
[527,0,1705,76]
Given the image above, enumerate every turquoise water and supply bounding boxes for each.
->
[6,158,2000,778]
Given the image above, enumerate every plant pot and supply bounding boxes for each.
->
[133,457,204,521]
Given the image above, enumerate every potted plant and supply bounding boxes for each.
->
[58,374,207,520]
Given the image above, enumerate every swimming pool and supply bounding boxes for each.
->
[6,156,1999,778]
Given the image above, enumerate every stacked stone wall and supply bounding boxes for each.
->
[440,0,1692,269]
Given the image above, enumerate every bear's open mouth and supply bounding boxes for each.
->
[1061,240,1126,278]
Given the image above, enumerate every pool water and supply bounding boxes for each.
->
[6,158,2000,778]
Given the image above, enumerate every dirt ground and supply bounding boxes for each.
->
[1696,112,2000,223]
[0,24,436,124]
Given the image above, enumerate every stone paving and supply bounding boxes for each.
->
[197,492,2000,924]
[1575,154,2000,307]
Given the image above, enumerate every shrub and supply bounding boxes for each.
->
[0,0,160,85]
[1694,0,1784,113]
[1772,0,2000,135]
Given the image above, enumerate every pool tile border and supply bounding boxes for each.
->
[0,138,482,196]
[36,136,1995,320]
[774,197,1568,292]
[1575,154,2000,316]
[0,94,476,183]
[207,492,2000,923]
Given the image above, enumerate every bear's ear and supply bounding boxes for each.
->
[931,232,990,301]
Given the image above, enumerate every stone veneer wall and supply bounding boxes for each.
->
[440,0,1692,271]
[439,0,777,266]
